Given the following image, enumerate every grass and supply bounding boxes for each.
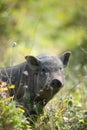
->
[33,75,87,130]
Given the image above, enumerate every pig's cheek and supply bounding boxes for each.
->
[39,76,47,87]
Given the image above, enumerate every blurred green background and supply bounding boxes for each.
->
[0,0,87,66]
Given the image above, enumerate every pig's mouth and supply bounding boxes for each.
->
[35,82,63,105]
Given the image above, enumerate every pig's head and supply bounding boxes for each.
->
[25,52,71,105]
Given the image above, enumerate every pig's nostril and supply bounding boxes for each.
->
[51,79,62,88]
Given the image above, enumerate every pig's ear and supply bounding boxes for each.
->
[25,56,41,66]
[59,51,71,67]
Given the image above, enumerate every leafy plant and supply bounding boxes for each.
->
[0,81,31,130]
[34,96,87,130]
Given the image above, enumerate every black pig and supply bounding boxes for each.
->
[0,52,71,114]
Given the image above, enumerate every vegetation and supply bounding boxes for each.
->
[0,82,31,130]
[0,0,87,130]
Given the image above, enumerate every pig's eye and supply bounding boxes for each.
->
[41,68,47,75]
[59,67,63,71]
[42,68,46,73]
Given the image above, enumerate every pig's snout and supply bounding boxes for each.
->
[51,79,62,88]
